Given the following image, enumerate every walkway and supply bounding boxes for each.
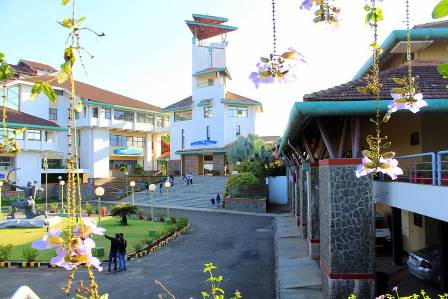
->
[124,176,228,209]
[275,215,323,299]
[0,208,275,299]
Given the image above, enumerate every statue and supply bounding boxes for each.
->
[6,169,46,219]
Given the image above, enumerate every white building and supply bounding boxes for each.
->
[2,59,169,185]
[162,14,262,176]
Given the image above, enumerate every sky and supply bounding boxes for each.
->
[0,0,442,137]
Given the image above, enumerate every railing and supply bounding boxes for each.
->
[437,150,448,186]
[396,152,436,185]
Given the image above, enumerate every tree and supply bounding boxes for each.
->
[228,134,272,164]
[111,204,137,226]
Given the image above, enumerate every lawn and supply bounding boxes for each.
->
[0,217,171,261]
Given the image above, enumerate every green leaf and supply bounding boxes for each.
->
[0,52,5,63]
[30,82,44,100]
[392,77,406,85]
[433,0,448,19]
[201,291,210,298]
[364,5,371,11]
[62,0,70,5]
[437,63,448,78]
[42,82,57,102]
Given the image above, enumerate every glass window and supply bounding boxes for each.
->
[93,107,99,118]
[204,106,212,118]
[137,113,151,123]
[0,86,20,110]
[103,108,111,119]
[174,110,192,122]
[114,110,125,120]
[206,126,210,141]
[0,128,23,141]
[43,159,63,169]
[55,89,64,96]
[0,156,14,170]
[181,129,185,149]
[110,134,145,148]
[75,111,80,119]
[228,106,248,118]
[27,129,41,141]
[49,108,57,120]
[124,111,134,122]
[155,115,163,127]
[236,125,241,137]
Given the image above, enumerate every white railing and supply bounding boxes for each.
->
[395,152,436,185]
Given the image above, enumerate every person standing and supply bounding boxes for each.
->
[189,173,193,185]
[210,197,215,207]
[216,193,221,208]
[159,181,163,194]
[117,233,127,271]
[105,233,120,272]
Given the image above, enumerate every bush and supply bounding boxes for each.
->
[0,244,12,262]
[224,172,260,197]
[266,159,286,177]
[176,217,189,230]
[111,204,138,226]
[85,203,92,215]
[22,248,39,262]
[234,161,266,178]
[133,242,144,253]
[50,203,59,211]
[158,213,165,222]
[170,216,177,224]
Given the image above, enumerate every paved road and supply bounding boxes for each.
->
[124,176,228,209]
[0,209,275,299]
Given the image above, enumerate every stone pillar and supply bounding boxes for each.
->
[319,159,375,299]
[307,162,320,260]
[299,163,308,238]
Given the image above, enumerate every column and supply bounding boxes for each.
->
[440,220,448,293]
[319,159,375,299]
[144,133,153,171]
[293,166,299,225]
[307,162,320,260]
[391,207,403,265]
[299,163,308,238]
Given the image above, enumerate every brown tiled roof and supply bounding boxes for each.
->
[162,96,193,111]
[6,108,61,128]
[304,62,448,101]
[9,64,37,76]
[23,75,161,112]
[413,20,448,29]
[18,60,57,73]
[223,92,260,104]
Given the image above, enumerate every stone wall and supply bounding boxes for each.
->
[224,197,266,213]
[212,153,225,175]
[299,165,308,238]
[307,163,320,260]
[183,154,200,175]
[319,159,375,299]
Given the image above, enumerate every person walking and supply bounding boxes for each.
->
[159,181,163,194]
[186,173,190,186]
[216,193,221,208]
[189,173,193,185]
[105,233,120,272]
[117,233,127,271]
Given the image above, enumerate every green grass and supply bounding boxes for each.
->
[0,217,171,261]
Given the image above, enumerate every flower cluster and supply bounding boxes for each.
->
[249,48,305,88]
[355,151,403,180]
[32,218,105,271]
[388,77,427,114]
[300,0,340,25]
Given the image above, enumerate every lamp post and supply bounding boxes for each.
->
[129,181,136,205]
[164,181,171,219]
[148,183,156,220]
[124,171,129,195]
[43,156,48,213]
[59,180,65,213]
[0,181,3,220]
[95,186,105,223]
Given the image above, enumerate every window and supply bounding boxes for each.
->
[236,125,241,137]
[174,110,192,122]
[114,110,134,121]
[103,108,111,119]
[181,129,185,149]
[155,115,163,127]
[110,134,145,148]
[44,131,48,142]
[203,155,214,175]
[92,107,99,118]
[208,79,214,86]
[27,130,41,141]
[55,89,64,96]
[410,132,419,146]
[124,111,134,122]
[49,108,57,120]
[114,110,124,120]
[75,111,80,119]
[137,113,152,123]
[43,159,63,169]
[414,213,423,227]
[206,126,210,141]
[83,106,87,118]
[204,106,212,118]
[228,106,248,118]
[0,86,20,110]
[0,156,14,170]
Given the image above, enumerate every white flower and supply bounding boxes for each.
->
[355,154,403,180]
[388,92,427,114]
[32,229,63,250]
[50,237,102,271]
[355,156,375,178]
[74,217,106,238]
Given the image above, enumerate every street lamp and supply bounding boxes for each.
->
[59,180,65,213]
[124,171,129,195]
[130,181,136,205]
[148,183,156,220]
[43,155,48,213]
[95,186,105,223]
[164,181,171,219]
[0,181,3,220]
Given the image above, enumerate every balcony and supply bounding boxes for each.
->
[18,140,57,152]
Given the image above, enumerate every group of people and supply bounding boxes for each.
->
[105,233,127,272]
[183,173,193,185]
[210,193,221,208]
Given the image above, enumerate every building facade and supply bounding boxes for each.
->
[2,59,169,185]
[162,14,262,176]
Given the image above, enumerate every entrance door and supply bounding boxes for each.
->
[203,155,213,175]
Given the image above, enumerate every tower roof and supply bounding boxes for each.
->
[186,14,237,41]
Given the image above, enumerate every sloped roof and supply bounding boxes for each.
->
[23,75,161,112]
[18,60,57,73]
[413,20,448,29]
[185,14,237,41]
[5,108,61,129]
[305,62,448,101]
[162,96,193,111]
[223,92,261,105]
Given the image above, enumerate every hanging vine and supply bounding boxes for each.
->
[28,0,107,298]
[355,0,403,180]
[249,0,306,88]
[300,0,340,24]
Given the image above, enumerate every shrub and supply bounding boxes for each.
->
[234,161,266,178]
[22,248,39,262]
[133,242,143,253]
[85,203,92,215]
[134,164,144,175]
[0,244,13,262]
[50,202,58,211]
[224,172,259,197]
[170,216,177,224]
[158,213,165,222]
[266,159,286,177]
[111,204,138,225]
[176,217,189,230]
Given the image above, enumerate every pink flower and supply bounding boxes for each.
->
[356,154,403,180]
[50,237,102,271]
[388,92,427,114]
[355,156,376,178]
[300,0,313,10]
[74,217,106,238]
[32,229,63,250]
